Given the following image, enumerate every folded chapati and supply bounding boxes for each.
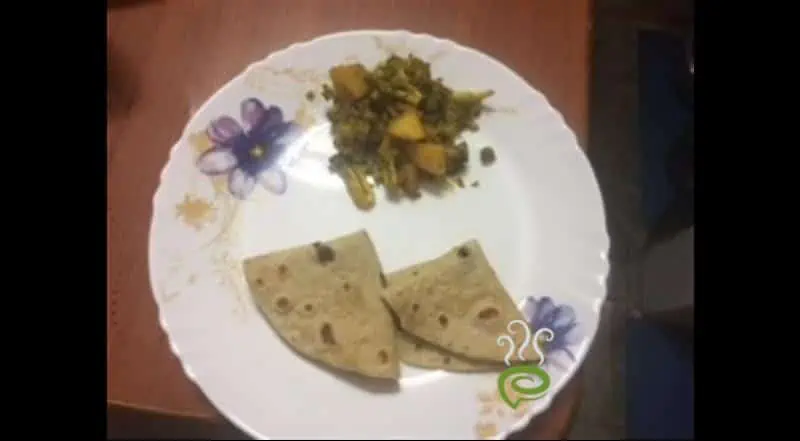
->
[385,262,502,372]
[382,240,538,364]
[243,230,399,380]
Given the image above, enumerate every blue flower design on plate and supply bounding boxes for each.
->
[522,296,584,371]
[196,98,301,199]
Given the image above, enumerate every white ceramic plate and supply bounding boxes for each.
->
[148,30,609,440]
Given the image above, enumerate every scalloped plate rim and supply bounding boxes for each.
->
[147,29,609,440]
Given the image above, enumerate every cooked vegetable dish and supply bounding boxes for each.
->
[322,54,494,210]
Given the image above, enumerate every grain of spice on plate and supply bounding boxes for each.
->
[480,146,497,166]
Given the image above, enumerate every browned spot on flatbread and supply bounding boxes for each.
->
[312,242,336,264]
[321,322,336,345]
[275,296,291,313]
[477,306,499,320]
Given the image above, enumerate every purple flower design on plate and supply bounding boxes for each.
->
[523,296,584,371]
[196,98,301,199]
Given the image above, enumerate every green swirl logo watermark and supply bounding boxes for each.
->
[496,320,554,409]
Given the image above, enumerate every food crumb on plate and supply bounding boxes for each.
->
[480,147,496,166]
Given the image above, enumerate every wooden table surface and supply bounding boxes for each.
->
[107,0,592,438]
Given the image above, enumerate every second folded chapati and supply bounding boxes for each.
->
[382,240,538,365]
[386,262,502,372]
